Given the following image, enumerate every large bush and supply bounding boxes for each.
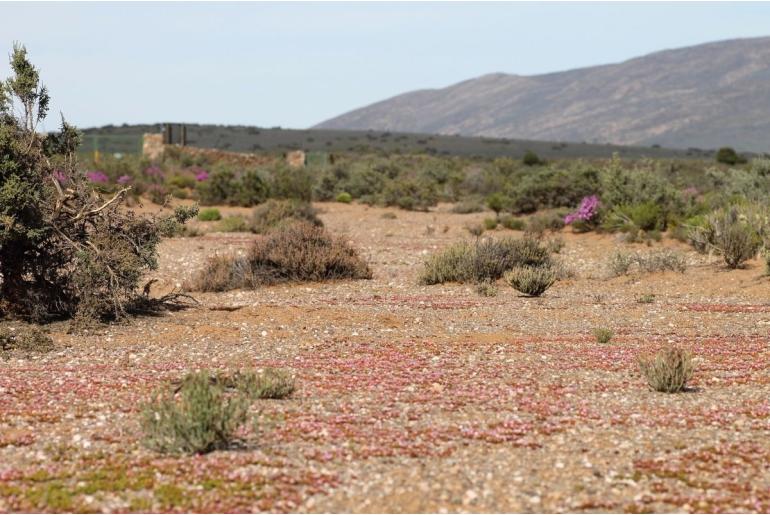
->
[0,44,195,323]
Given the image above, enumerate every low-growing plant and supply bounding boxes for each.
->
[335,191,352,203]
[381,211,397,219]
[500,215,525,231]
[465,223,485,237]
[217,216,248,232]
[451,199,484,214]
[607,250,687,276]
[475,280,498,297]
[483,217,498,230]
[636,293,656,304]
[249,199,322,234]
[638,346,694,393]
[504,265,556,296]
[0,323,54,354]
[197,208,222,222]
[228,368,296,400]
[141,371,250,455]
[689,206,763,269]
[593,327,613,343]
[190,222,372,291]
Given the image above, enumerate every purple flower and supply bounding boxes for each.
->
[144,165,164,178]
[564,195,600,225]
[52,169,68,183]
[194,169,209,182]
[86,170,109,184]
[117,175,133,185]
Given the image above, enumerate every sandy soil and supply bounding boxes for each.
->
[1,202,769,513]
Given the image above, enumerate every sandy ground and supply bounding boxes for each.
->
[1,202,769,513]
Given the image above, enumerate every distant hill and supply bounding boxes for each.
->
[80,124,703,159]
[315,37,770,152]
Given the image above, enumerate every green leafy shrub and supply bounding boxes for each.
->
[500,215,525,231]
[522,150,542,166]
[270,165,313,201]
[504,265,556,296]
[483,217,498,230]
[636,293,656,304]
[603,201,665,232]
[486,193,508,217]
[217,216,248,232]
[335,191,352,203]
[419,236,551,285]
[197,208,222,222]
[715,147,747,166]
[197,168,236,205]
[593,327,613,344]
[689,206,763,268]
[228,368,295,400]
[475,280,498,297]
[190,222,372,291]
[506,167,598,214]
[236,170,269,206]
[0,44,195,324]
[451,199,485,214]
[382,178,438,211]
[249,199,322,234]
[140,371,250,455]
[638,346,694,393]
[527,213,565,236]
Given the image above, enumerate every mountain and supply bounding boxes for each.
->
[315,37,770,152]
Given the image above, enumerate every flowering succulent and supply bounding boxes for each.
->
[117,175,133,185]
[194,168,210,182]
[144,165,164,178]
[52,169,67,183]
[86,170,109,184]
[564,195,600,225]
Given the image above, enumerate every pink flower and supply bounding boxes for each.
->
[86,170,109,183]
[117,175,133,185]
[564,195,600,225]
[144,166,164,178]
[194,169,209,182]
[52,169,68,183]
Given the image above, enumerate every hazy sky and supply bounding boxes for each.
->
[2,2,770,130]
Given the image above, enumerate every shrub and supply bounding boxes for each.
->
[147,184,169,205]
[527,213,565,236]
[190,222,372,291]
[593,327,613,344]
[504,266,556,296]
[603,202,666,233]
[236,169,269,207]
[335,191,353,203]
[227,368,295,400]
[0,44,196,324]
[500,215,525,231]
[715,147,746,166]
[140,371,250,455]
[475,280,498,297]
[564,195,600,226]
[486,193,508,216]
[420,237,551,285]
[217,216,248,232]
[465,223,485,237]
[607,250,687,276]
[197,168,236,205]
[689,206,763,268]
[249,199,322,234]
[483,217,498,230]
[522,150,542,166]
[270,165,313,201]
[197,208,222,222]
[638,346,694,393]
[451,199,484,214]
[636,293,656,304]
[0,322,54,354]
[381,212,397,219]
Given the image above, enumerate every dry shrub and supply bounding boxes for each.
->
[190,222,371,291]
[249,199,321,234]
[607,249,687,277]
[593,327,613,343]
[638,346,694,393]
[419,236,551,285]
[0,322,54,354]
[504,265,556,296]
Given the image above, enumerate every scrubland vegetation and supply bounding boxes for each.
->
[3,45,770,513]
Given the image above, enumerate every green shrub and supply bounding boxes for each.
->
[504,265,556,296]
[636,293,656,304]
[522,150,542,166]
[335,192,353,203]
[249,199,322,234]
[715,147,746,166]
[270,165,313,201]
[486,193,508,216]
[499,215,525,231]
[197,208,222,222]
[141,371,250,455]
[475,280,498,297]
[607,250,687,276]
[451,199,485,214]
[197,168,237,205]
[465,223,485,237]
[689,206,763,268]
[236,170,269,206]
[0,44,195,324]
[527,213,565,235]
[419,236,551,285]
[593,327,613,344]
[603,202,665,232]
[217,216,248,232]
[190,222,372,291]
[229,368,295,400]
[638,346,694,393]
[382,178,438,211]
[483,217,498,230]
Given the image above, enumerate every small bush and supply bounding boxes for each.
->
[465,223,485,237]
[419,236,551,285]
[475,280,498,297]
[593,327,613,344]
[381,212,397,219]
[141,371,250,455]
[483,217,498,230]
[229,368,295,400]
[527,213,565,236]
[607,250,687,276]
[197,208,222,222]
[451,200,484,214]
[250,199,322,234]
[500,215,525,231]
[715,147,747,166]
[504,266,556,296]
[217,216,248,233]
[190,222,372,291]
[522,150,542,166]
[638,346,694,393]
[636,293,656,304]
[0,323,54,354]
[689,206,762,269]
[335,192,353,203]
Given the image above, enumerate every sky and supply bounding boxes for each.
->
[2,1,770,130]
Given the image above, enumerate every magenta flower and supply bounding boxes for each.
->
[117,175,133,185]
[194,169,209,182]
[52,169,68,183]
[86,170,109,184]
[564,195,600,225]
[144,165,164,178]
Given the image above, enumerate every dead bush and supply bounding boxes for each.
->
[190,222,371,291]
[638,346,694,393]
